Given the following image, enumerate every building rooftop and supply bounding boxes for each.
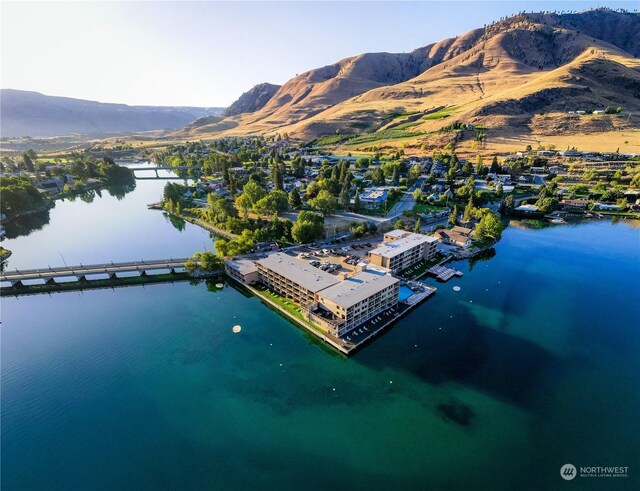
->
[226,258,258,275]
[369,232,437,259]
[317,268,399,308]
[451,226,473,236]
[256,253,340,292]
[384,229,409,240]
[360,188,388,202]
[436,230,471,244]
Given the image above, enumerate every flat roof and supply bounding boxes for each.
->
[317,269,398,308]
[256,253,340,292]
[369,232,437,259]
[384,229,409,239]
[226,258,258,275]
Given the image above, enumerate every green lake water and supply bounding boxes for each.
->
[2,172,639,489]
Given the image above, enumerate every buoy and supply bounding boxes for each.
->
[232,325,241,333]
[216,283,224,289]
[453,286,461,292]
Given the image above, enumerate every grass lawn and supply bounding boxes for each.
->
[414,203,448,214]
[398,258,440,279]
[254,286,326,334]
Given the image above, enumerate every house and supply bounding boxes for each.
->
[560,199,589,210]
[496,174,512,185]
[450,225,473,237]
[593,110,605,115]
[537,150,556,157]
[359,188,388,209]
[435,229,472,248]
[443,188,454,200]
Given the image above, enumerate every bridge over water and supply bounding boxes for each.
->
[1,258,192,287]
[130,165,201,179]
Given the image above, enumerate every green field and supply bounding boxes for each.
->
[422,107,458,120]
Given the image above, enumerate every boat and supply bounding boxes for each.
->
[550,218,567,224]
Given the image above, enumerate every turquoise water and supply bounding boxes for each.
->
[2,178,640,489]
[398,285,414,302]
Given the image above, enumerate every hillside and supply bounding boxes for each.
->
[0,89,224,137]
[223,83,281,116]
[176,9,640,154]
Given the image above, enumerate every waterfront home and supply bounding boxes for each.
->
[560,199,589,210]
[436,229,472,248]
[451,225,473,237]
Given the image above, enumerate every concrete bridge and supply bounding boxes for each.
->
[1,258,192,287]
[130,165,201,179]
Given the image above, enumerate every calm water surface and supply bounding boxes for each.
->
[2,176,640,490]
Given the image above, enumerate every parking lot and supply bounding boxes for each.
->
[293,238,385,274]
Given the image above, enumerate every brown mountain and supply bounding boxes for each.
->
[177,9,640,153]
[223,83,281,116]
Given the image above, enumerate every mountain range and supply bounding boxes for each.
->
[0,89,224,138]
[179,9,640,153]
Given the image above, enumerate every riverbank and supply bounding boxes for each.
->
[150,204,239,240]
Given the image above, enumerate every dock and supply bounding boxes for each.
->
[427,264,463,282]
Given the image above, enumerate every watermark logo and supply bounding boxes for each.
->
[561,464,577,481]
[560,464,629,480]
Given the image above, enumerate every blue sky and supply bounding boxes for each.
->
[1,1,635,107]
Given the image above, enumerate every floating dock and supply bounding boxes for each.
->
[427,265,463,282]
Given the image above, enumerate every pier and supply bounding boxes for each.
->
[427,264,463,282]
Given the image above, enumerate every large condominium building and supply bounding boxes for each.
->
[255,252,340,305]
[368,230,438,273]
[255,252,399,336]
[307,269,399,336]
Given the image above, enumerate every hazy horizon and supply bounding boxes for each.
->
[1,1,635,108]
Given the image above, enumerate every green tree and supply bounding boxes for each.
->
[407,164,422,185]
[254,190,289,216]
[235,193,252,218]
[371,167,385,186]
[288,188,302,209]
[308,189,338,216]
[448,205,458,226]
[475,211,505,241]
[242,180,267,207]
[22,152,35,172]
[489,156,500,174]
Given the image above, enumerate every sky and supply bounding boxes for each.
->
[1,1,635,107]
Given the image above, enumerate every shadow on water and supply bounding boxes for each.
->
[357,306,562,412]
[3,209,52,239]
[163,211,186,232]
[105,181,137,200]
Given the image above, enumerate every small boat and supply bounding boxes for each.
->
[550,218,567,224]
